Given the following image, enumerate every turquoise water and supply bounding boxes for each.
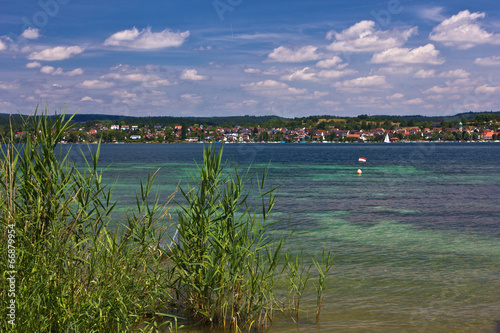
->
[69,142,500,332]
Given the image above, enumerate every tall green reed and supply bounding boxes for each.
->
[168,144,286,331]
[0,108,335,332]
[0,108,177,332]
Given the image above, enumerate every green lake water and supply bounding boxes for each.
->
[68,142,500,332]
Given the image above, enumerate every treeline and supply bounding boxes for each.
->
[1,111,499,137]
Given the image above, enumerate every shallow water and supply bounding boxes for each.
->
[69,142,500,332]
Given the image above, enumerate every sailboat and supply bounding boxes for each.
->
[384,133,390,143]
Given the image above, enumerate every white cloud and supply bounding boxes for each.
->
[40,66,83,76]
[377,66,414,75]
[417,6,446,22]
[299,91,330,100]
[102,66,173,87]
[334,75,389,91]
[66,68,84,76]
[423,84,470,95]
[79,80,115,89]
[474,56,500,66]
[0,81,19,90]
[26,61,41,68]
[371,44,444,65]
[110,89,137,98]
[28,46,84,61]
[326,20,417,52]
[181,94,203,103]
[104,27,189,50]
[315,56,343,68]
[387,93,405,100]
[430,10,500,49]
[438,69,469,78]
[318,100,342,107]
[80,96,103,103]
[244,68,261,74]
[267,46,320,62]
[41,66,55,74]
[345,96,386,107]
[0,39,6,51]
[316,68,358,79]
[403,98,424,105]
[241,80,308,96]
[21,28,40,39]
[180,69,208,81]
[281,67,318,82]
[414,69,435,78]
[475,85,500,95]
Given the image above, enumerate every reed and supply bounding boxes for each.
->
[168,143,286,330]
[312,249,334,322]
[0,107,177,332]
[0,108,334,332]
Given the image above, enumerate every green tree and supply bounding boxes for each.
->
[258,131,270,142]
[181,122,188,140]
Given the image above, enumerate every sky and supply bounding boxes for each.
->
[1,0,500,118]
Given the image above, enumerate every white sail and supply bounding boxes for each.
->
[384,133,390,143]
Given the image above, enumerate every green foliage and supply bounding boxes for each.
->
[0,108,335,332]
[169,144,285,330]
[0,108,177,332]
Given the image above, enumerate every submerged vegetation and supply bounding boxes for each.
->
[0,109,333,332]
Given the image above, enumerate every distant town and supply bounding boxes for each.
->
[2,112,500,143]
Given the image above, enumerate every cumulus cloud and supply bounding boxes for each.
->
[387,93,405,100]
[423,84,468,95]
[26,61,41,68]
[371,44,444,65]
[0,39,6,51]
[267,46,320,62]
[316,68,358,79]
[67,68,84,76]
[475,85,500,95]
[102,66,173,87]
[80,96,103,103]
[377,66,414,75]
[474,56,500,66]
[180,69,208,81]
[21,28,40,39]
[281,67,318,82]
[40,66,83,76]
[0,81,20,90]
[403,98,425,105]
[181,94,203,103]
[416,6,446,22]
[40,66,55,74]
[79,80,115,89]
[241,80,308,96]
[244,68,261,74]
[326,20,417,52]
[315,56,343,68]
[104,27,189,49]
[414,69,435,78]
[430,10,500,49]
[28,46,84,61]
[438,69,469,78]
[345,96,386,108]
[334,75,390,91]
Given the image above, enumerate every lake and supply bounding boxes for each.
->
[70,142,500,332]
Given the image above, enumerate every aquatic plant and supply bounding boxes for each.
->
[0,107,176,332]
[0,108,333,332]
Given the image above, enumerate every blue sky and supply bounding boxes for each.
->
[1,0,500,118]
